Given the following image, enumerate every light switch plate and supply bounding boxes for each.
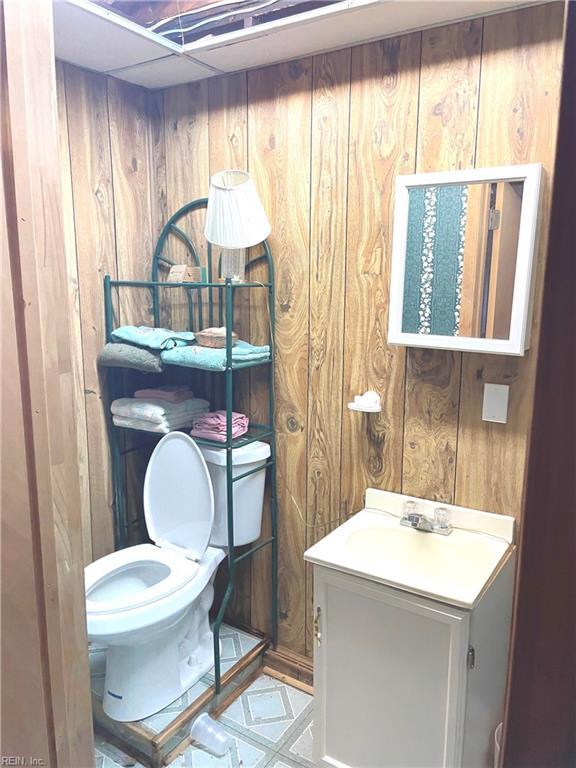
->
[482,383,509,424]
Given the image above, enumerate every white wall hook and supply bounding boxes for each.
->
[347,390,382,413]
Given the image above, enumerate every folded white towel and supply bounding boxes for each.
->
[113,416,173,433]
[112,411,208,433]
[111,397,210,424]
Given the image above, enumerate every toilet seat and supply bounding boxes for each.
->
[85,544,199,615]
[144,432,214,561]
[85,544,225,651]
[86,433,217,618]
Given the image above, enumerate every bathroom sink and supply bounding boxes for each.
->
[304,489,515,608]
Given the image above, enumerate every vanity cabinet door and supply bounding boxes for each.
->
[313,566,470,768]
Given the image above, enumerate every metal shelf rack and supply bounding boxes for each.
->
[101,198,277,694]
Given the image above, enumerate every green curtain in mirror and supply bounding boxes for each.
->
[402,184,468,335]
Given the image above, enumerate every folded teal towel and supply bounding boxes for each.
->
[111,325,195,350]
[161,340,270,371]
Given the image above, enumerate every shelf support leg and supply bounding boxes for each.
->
[214,281,236,694]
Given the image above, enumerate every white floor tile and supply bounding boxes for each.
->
[171,729,274,768]
[93,657,313,768]
[219,674,312,748]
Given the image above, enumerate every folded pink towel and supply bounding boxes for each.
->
[192,410,247,428]
[190,410,249,442]
[134,385,193,403]
[190,427,247,443]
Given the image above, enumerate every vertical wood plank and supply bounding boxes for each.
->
[164,81,210,215]
[1,198,54,766]
[248,60,312,652]
[147,88,171,327]
[305,49,350,656]
[455,4,564,517]
[340,35,421,518]
[163,81,210,329]
[148,89,168,242]
[206,73,248,346]
[1,12,54,757]
[55,61,93,563]
[459,182,490,337]
[107,78,161,537]
[416,21,482,173]
[402,20,482,502]
[2,0,94,759]
[208,72,252,627]
[208,73,248,283]
[108,78,156,326]
[64,64,117,559]
[208,73,248,173]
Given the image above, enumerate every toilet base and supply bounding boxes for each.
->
[103,633,215,722]
[103,587,217,722]
[91,624,268,768]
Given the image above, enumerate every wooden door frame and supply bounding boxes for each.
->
[503,2,576,765]
[1,0,94,764]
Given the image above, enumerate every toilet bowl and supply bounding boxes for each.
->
[84,432,236,722]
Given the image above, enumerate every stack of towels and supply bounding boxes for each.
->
[97,327,197,373]
[134,385,194,403]
[161,340,270,371]
[97,325,270,374]
[111,386,209,434]
[111,326,196,350]
[190,411,249,443]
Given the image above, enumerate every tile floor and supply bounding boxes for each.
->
[94,673,314,768]
[90,625,262,736]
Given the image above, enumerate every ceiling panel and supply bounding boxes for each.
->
[53,0,178,72]
[53,0,545,87]
[106,54,220,88]
[183,0,541,72]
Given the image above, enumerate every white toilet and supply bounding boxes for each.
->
[85,432,269,722]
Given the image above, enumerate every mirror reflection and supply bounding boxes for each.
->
[402,180,523,339]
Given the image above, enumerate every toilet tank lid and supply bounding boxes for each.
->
[199,440,271,467]
[144,433,214,560]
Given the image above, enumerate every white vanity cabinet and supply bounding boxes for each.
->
[305,490,516,768]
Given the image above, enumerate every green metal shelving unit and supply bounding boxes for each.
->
[102,198,277,695]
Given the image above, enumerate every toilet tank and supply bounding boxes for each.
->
[198,441,271,547]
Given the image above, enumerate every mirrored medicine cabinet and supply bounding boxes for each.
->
[388,164,542,356]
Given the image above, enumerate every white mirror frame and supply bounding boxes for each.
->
[388,163,542,356]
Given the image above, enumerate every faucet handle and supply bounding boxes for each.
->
[433,506,452,531]
[402,499,420,526]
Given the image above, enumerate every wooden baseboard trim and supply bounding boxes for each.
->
[262,665,313,696]
[263,646,313,686]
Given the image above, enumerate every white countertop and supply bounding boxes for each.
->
[304,489,515,609]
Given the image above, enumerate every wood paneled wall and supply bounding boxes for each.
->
[58,3,565,658]
[2,0,93,762]
[57,62,167,560]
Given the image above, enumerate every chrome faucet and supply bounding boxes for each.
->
[400,501,453,536]
[401,510,433,532]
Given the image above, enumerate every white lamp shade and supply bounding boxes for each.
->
[204,170,271,249]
